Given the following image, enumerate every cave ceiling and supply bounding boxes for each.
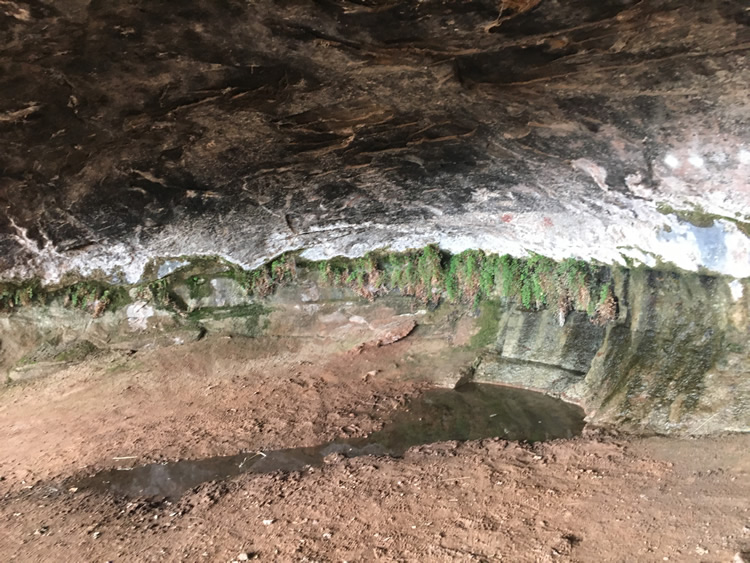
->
[1,0,749,281]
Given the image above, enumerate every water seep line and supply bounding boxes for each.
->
[75,384,586,501]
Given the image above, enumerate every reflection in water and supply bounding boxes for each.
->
[77,383,585,500]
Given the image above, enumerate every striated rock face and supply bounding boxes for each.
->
[0,250,747,434]
[475,309,606,395]
[1,0,749,283]
[475,269,750,434]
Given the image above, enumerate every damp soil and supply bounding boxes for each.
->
[76,383,585,500]
[0,337,748,561]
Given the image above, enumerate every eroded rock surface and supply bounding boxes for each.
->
[475,269,750,434]
[1,0,749,283]
[1,249,747,434]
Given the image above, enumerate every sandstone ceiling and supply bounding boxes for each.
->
[1,0,749,282]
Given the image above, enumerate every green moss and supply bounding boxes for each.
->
[469,299,502,349]
[499,254,519,297]
[142,255,233,282]
[657,202,750,236]
[444,250,502,303]
[103,287,131,311]
[344,255,377,290]
[303,247,613,321]
[596,268,727,425]
[736,221,750,237]
[270,254,295,282]
[317,261,330,283]
[657,202,715,228]
[0,247,619,324]
[445,256,460,301]
[231,253,297,297]
[187,303,266,320]
[526,253,556,307]
[479,254,500,299]
[315,246,444,302]
[187,304,270,336]
[586,300,596,316]
[186,276,213,300]
[598,283,612,306]
[403,260,417,289]
[0,279,44,310]
[53,340,99,363]
[417,245,442,297]
[46,281,129,315]
[148,279,171,306]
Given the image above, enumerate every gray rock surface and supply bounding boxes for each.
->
[475,271,750,434]
[474,308,605,396]
[1,0,749,283]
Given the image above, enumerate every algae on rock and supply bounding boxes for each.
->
[1,246,747,436]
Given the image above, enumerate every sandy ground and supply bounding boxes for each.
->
[0,336,748,562]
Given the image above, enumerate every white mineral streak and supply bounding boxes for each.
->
[2,192,749,285]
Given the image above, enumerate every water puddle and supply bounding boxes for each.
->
[77,383,585,500]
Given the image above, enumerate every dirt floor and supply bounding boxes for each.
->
[0,336,748,562]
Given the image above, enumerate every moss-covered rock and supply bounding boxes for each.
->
[0,247,746,435]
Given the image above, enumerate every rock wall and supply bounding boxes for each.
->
[1,249,747,435]
[474,309,605,395]
[475,269,750,434]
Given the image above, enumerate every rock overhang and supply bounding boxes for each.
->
[0,0,749,283]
